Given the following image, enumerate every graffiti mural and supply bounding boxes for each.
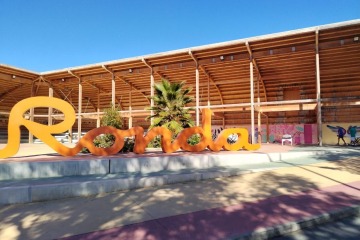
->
[326,124,360,145]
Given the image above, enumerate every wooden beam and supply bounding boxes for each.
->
[102,65,116,107]
[0,84,23,99]
[150,73,154,125]
[129,85,133,129]
[0,72,33,84]
[78,80,82,140]
[213,112,224,118]
[245,42,268,102]
[115,75,150,104]
[256,103,317,112]
[85,97,97,112]
[124,77,259,94]
[48,86,53,126]
[142,58,156,125]
[195,67,200,126]
[155,71,166,80]
[82,80,107,93]
[53,88,78,111]
[315,28,322,146]
[68,70,82,138]
[28,82,36,143]
[189,51,201,126]
[250,58,255,143]
[199,66,224,105]
[321,100,360,106]
[116,97,124,110]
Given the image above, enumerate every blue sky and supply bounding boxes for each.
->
[0,0,359,72]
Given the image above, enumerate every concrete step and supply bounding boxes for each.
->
[0,149,347,206]
[0,150,330,181]
[0,167,254,205]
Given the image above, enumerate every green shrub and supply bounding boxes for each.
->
[147,136,162,148]
[82,104,130,153]
[94,134,115,148]
[120,137,135,153]
[187,134,201,146]
[94,105,123,150]
[146,133,201,148]
[80,147,90,153]
[101,105,123,129]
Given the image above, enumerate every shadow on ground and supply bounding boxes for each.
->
[1,165,359,240]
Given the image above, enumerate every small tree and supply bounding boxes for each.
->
[101,105,123,129]
[94,104,123,148]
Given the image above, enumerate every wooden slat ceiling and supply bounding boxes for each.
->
[0,20,359,129]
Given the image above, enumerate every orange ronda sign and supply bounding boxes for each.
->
[0,97,260,159]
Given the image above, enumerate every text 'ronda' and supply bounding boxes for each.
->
[0,97,260,159]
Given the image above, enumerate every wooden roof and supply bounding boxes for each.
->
[1,19,360,129]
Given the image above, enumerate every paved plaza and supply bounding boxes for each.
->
[0,144,359,239]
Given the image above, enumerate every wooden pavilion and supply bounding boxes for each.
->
[0,19,359,145]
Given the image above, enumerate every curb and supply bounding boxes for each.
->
[233,205,360,240]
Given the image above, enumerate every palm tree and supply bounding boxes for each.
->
[146,79,194,135]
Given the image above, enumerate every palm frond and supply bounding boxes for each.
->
[146,78,194,134]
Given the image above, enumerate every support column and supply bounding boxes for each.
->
[141,59,154,125]
[111,72,115,108]
[316,29,322,146]
[68,128,73,144]
[102,65,116,108]
[150,70,154,125]
[257,74,261,144]
[29,108,34,143]
[189,51,200,126]
[250,60,255,144]
[97,89,100,128]
[196,66,200,126]
[259,108,269,144]
[129,85,133,129]
[48,85,53,126]
[29,83,35,143]
[78,79,82,141]
[207,75,210,107]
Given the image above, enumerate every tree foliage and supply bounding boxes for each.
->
[146,79,194,135]
[100,105,123,129]
[94,104,124,149]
